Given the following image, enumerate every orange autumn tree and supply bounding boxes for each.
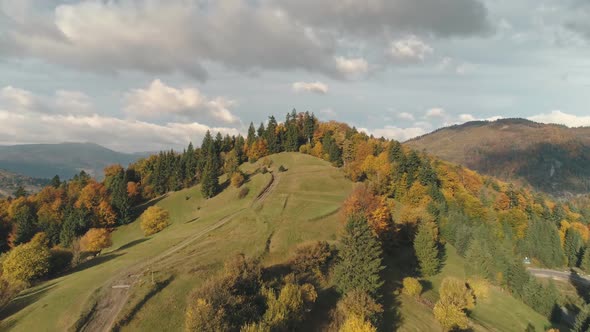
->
[342,185,392,238]
[80,228,112,253]
[75,181,117,227]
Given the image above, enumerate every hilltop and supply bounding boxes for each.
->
[405,118,590,196]
[0,143,144,180]
[0,170,49,197]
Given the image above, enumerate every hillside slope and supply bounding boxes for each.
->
[0,143,142,180]
[405,119,590,196]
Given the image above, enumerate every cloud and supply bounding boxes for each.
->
[397,112,415,121]
[335,56,369,78]
[425,107,446,118]
[359,126,428,142]
[563,0,590,39]
[458,113,476,122]
[0,85,93,114]
[319,108,337,119]
[124,79,239,124]
[0,0,342,80]
[389,36,433,62]
[292,81,329,94]
[275,0,492,37]
[528,110,590,127]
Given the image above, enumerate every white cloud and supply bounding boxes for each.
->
[458,113,476,122]
[0,86,93,114]
[528,110,590,127]
[335,56,369,78]
[124,79,239,124]
[389,36,433,61]
[292,81,329,94]
[359,126,428,142]
[425,107,446,118]
[398,112,415,121]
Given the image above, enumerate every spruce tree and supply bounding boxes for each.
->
[247,122,256,146]
[13,204,37,245]
[565,228,584,267]
[201,159,219,199]
[414,221,440,277]
[110,170,131,225]
[334,214,384,298]
[581,248,590,273]
[50,175,61,188]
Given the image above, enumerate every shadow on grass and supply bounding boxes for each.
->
[185,216,200,224]
[68,252,125,275]
[569,270,590,303]
[131,194,168,219]
[0,281,59,321]
[382,244,421,331]
[116,238,150,251]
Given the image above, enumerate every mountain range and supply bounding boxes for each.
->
[0,142,143,181]
[405,118,590,197]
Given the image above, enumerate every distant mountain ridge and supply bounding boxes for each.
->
[405,118,590,197]
[0,142,144,180]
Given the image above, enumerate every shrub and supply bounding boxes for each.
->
[278,165,286,172]
[2,233,51,283]
[433,301,469,331]
[402,277,423,297]
[467,278,489,300]
[340,315,377,332]
[260,167,268,174]
[289,241,335,284]
[231,172,246,188]
[336,290,383,326]
[262,157,273,168]
[49,247,73,275]
[238,187,250,199]
[80,228,112,253]
[140,206,170,236]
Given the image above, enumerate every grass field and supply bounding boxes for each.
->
[0,152,353,331]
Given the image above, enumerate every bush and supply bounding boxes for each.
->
[289,241,335,285]
[238,187,250,199]
[262,157,273,168]
[80,228,112,253]
[467,278,489,300]
[49,247,73,275]
[260,167,268,174]
[2,233,51,283]
[0,278,19,311]
[231,172,246,188]
[140,206,170,236]
[340,315,377,332]
[402,277,423,297]
[278,165,286,172]
[336,290,383,326]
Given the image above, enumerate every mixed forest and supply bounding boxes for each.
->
[2,110,590,331]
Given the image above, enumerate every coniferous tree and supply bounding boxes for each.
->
[565,228,584,267]
[201,159,219,199]
[13,203,37,245]
[303,111,315,144]
[334,214,384,298]
[50,175,61,188]
[266,116,280,153]
[414,221,440,277]
[110,170,131,225]
[247,122,256,146]
[580,248,590,273]
[524,219,565,268]
[573,304,590,332]
[12,186,27,198]
[257,122,266,138]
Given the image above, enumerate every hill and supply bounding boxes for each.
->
[0,153,552,331]
[405,118,590,196]
[0,169,49,197]
[0,143,143,180]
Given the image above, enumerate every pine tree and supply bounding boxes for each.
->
[266,116,280,153]
[414,221,440,277]
[201,159,219,199]
[50,175,61,188]
[565,228,584,267]
[247,122,256,146]
[334,214,384,298]
[110,170,131,225]
[581,248,590,273]
[13,203,38,245]
[303,111,315,144]
[573,304,590,332]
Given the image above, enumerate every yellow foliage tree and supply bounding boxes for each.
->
[185,298,226,332]
[433,301,469,331]
[339,315,377,332]
[402,277,423,297]
[79,228,112,253]
[439,277,475,310]
[231,172,245,188]
[1,233,51,283]
[467,278,490,300]
[140,206,170,236]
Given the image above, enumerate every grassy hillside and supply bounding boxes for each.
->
[0,153,352,331]
[405,118,590,196]
[0,143,142,180]
[0,152,555,331]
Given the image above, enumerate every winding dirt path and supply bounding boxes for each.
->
[80,174,278,332]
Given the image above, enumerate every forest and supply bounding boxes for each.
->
[1,110,590,331]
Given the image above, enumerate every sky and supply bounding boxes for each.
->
[0,0,589,152]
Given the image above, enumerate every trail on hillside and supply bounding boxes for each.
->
[79,173,279,332]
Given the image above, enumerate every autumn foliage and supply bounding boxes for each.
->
[140,206,170,236]
[80,228,112,253]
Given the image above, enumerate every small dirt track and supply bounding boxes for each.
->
[80,173,278,332]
